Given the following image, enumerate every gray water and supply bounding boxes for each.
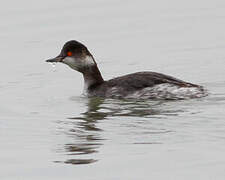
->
[1,0,225,179]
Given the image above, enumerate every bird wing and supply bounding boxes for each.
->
[106,72,199,92]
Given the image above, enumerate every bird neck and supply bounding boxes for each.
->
[82,64,104,93]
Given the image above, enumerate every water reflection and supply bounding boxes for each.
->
[56,97,182,165]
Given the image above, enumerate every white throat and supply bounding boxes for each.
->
[62,55,103,96]
[62,55,95,71]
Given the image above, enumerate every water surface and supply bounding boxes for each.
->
[1,0,225,179]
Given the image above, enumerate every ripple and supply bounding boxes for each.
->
[54,97,189,165]
[54,159,97,165]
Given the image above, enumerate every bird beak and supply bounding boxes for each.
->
[46,55,64,63]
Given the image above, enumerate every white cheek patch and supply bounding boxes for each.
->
[62,56,95,71]
[62,56,79,70]
[83,56,95,67]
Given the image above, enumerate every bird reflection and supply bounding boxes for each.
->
[55,97,106,165]
[56,97,181,165]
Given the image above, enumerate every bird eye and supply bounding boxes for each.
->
[67,51,72,56]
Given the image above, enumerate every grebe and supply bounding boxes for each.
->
[46,40,207,100]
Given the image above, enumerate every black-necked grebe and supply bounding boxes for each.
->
[46,40,207,100]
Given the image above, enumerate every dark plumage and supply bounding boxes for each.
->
[46,40,207,100]
[87,72,205,99]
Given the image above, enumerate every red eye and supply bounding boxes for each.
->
[67,51,72,56]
